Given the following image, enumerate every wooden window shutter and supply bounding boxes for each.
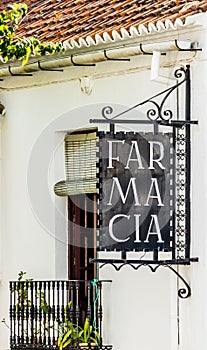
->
[54,130,98,196]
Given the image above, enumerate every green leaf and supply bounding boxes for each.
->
[62,329,72,344]
[57,335,63,346]
[0,3,64,65]
[62,338,72,348]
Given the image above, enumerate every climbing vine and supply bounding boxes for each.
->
[0,3,64,65]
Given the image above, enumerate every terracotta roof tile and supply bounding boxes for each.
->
[0,0,206,44]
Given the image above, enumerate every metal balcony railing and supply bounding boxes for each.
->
[9,280,112,350]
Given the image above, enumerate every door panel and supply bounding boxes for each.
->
[68,194,97,281]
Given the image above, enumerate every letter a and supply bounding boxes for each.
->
[125,141,144,169]
[144,215,164,243]
[144,178,164,207]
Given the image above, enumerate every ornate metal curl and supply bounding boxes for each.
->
[166,265,191,298]
[146,67,187,121]
[146,100,173,121]
[97,66,188,124]
[174,67,186,79]
[176,179,186,190]
[176,133,187,144]
[102,106,113,119]
[175,210,186,220]
[176,164,186,176]
[98,261,191,298]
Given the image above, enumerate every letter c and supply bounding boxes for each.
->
[109,214,130,242]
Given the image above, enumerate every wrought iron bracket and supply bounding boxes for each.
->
[140,43,166,56]
[175,39,202,52]
[8,65,33,77]
[38,60,64,72]
[71,54,96,67]
[159,120,198,128]
[90,118,198,128]
[90,257,198,299]
[104,50,130,62]
[90,65,195,126]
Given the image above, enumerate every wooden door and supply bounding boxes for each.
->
[68,193,97,281]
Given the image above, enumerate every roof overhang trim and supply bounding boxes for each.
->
[63,18,185,50]
[0,39,201,78]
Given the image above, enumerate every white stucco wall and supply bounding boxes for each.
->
[0,13,207,350]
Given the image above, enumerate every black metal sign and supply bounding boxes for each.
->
[90,66,199,299]
[98,131,173,252]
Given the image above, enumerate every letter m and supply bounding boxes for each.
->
[107,177,140,206]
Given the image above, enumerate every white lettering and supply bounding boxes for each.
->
[134,214,141,242]
[109,214,130,242]
[125,141,144,169]
[107,140,125,169]
[144,215,164,243]
[149,141,165,169]
[107,177,140,206]
[144,178,164,207]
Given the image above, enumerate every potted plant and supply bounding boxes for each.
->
[78,318,100,349]
[57,317,100,350]
[57,321,79,350]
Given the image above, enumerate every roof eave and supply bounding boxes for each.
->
[0,16,204,78]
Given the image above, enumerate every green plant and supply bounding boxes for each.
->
[57,306,79,350]
[57,317,100,350]
[3,271,101,349]
[0,3,64,65]
[57,301,78,350]
[2,271,51,339]
[78,318,100,346]
[2,271,32,328]
[58,322,79,350]
[15,270,33,308]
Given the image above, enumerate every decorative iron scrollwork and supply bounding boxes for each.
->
[102,106,113,119]
[174,67,186,79]
[176,164,186,176]
[99,66,188,123]
[176,180,186,190]
[174,127,188,259]
[176,133,187,144]
[96,261,191,299]
[146,101,173,122]
[166,265,191,298]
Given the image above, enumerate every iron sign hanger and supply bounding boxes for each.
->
[90,65,199,299]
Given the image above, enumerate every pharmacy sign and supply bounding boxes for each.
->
[98,131,173,252]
